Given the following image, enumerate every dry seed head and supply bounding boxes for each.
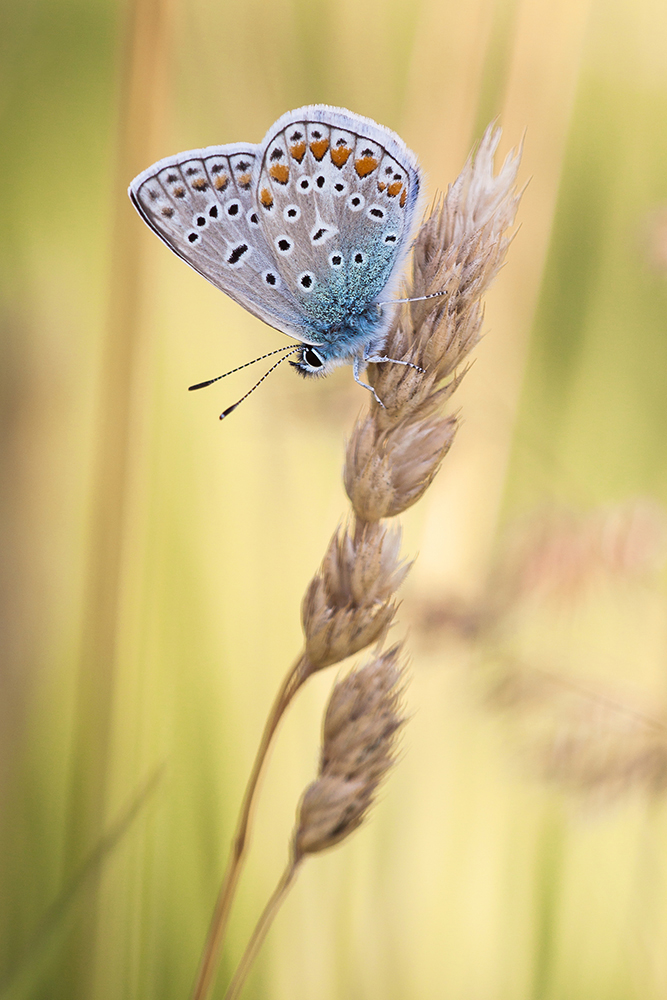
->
[527,686,667,802]
[345,412,457,520]
[371,124,522,416]
[428,124,523,249]
[492,500,667,607]
[302,522,409,669]
[293,774,369,855]
[294,645,407,857]
[489,664,667,803]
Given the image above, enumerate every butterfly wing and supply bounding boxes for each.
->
[253,106,423,343]
[129,143,312,340]
[129,108,423,356]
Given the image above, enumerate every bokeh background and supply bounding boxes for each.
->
[2,0,667,997]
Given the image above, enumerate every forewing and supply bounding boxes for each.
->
[129,144,307,338]
[254,106,422,332]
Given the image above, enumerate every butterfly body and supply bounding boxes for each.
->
[129,106,423,384]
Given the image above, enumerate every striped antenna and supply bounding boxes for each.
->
[188,344,299,391]
[219,348,302,420]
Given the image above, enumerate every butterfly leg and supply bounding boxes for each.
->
[353,356,385,407]
[365,355,425,374]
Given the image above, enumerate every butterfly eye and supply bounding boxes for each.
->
[303,347,324,368]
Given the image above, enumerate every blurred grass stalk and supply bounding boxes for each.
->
[60,0,174,994]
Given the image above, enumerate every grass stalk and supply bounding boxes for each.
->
[190,654,310,1000]
[222,860,303,1000]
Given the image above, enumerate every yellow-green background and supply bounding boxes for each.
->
[2,0,667,997]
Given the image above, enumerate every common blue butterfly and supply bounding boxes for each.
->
[129,106,424,408]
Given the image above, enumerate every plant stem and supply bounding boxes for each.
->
[223,859,303,1000]
[190,652,311,1000]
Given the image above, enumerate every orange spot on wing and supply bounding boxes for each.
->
[214,174,229,191]
[355,156,378,178]
[330,146,351,168]
[192,178,209,191]
[173,186,185,198]
[238,173,252,189]
[161,206,175,217]
[387,181,402,197]
[377,181,386,192]
[310,138,329,160]
[260,188,274,209]
[269,164,290,184]
[290,142,306,162]
[400,187,407,207]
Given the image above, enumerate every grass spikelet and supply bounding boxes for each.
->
[302,523,408,669]
[488,665,667,805]
[295,645,406,856]
[341,125,523,532]
[493,500,667,606]
[371,125,523,422]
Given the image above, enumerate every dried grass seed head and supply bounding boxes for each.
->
[294,646,407,857]
[293,774,369,855]
[487,659,667,805]
[371,124,523,415]
[345,411,457,521]
[491,499,667,608]
[302,522,409,669]
[522,681,667,802]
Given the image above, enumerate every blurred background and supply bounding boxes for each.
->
[2,0,667,997]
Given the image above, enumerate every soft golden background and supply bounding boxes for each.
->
[2,0,667,997]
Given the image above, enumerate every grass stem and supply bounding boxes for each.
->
[222,860,302,1000]
[190,653,310,1000]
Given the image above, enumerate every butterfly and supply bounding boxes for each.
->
[128,105,424,413]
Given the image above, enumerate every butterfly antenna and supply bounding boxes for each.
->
[188,345,298,391]
[219,348,301,420]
